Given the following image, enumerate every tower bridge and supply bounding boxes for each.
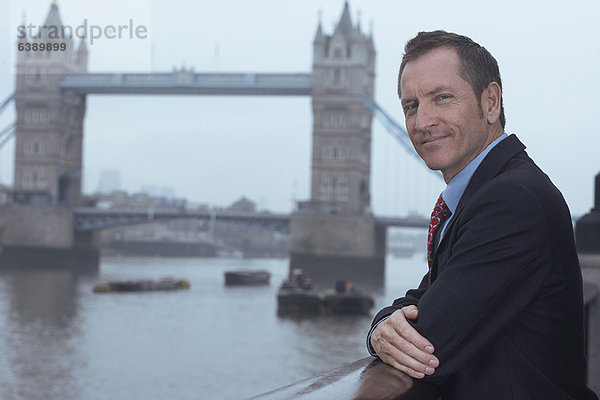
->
[0,2,435,281]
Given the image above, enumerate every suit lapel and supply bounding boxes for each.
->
[430,134,527,282]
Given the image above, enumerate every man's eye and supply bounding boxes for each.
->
[404,103,417,114]
[436,94,451,101]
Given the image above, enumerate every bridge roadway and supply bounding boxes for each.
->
[73,208,428,232]
[59,72,312,96]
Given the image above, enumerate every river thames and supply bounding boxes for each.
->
[0,254,427,400]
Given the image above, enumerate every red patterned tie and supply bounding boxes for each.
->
[427,194,451,270]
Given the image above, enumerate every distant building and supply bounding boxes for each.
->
[227,196,256,213]
[97,170,121,194]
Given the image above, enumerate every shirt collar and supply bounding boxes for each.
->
[442,133,508,213]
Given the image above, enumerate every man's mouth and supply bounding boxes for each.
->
[422,135,448,145]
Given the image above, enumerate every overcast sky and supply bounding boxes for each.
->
[1,0,599,218]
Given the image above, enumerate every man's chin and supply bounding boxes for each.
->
[422,159,445,172]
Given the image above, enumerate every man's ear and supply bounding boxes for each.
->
[482,82,502,125]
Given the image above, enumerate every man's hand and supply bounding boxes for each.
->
[370,305,439,379]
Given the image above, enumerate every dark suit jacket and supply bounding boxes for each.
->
[370,135,598,399]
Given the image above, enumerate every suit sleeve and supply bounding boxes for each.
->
[370,272,431,328]
[367,272,431,355]
[414,181,551,383]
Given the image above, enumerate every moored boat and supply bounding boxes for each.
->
[276,272,375,315]
[93,277,190,293]
[224,269,271,286]
[277,269,322,314]
[322,280,374,315]
[277,289,323,314]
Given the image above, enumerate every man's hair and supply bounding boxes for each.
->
[398,30,506,128]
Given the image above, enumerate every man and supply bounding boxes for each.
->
[368,31,598,399]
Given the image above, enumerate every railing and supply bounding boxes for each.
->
[249,357,439,400]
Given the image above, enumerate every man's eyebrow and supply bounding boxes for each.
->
[427,86,452,96]
[401,97,416,108]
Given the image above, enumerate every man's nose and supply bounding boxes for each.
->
[414,104,436,132]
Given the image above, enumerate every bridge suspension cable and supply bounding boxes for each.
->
[0,123,15,150]
[363,96,443,181]
[0,93,15,117]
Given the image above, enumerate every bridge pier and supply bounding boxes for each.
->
[0,204,99,270]
[289,212,386,288]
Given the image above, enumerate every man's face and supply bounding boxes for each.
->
[400,47,493,182]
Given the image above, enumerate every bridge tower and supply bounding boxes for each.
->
[289,3,385,286]
[14,1,87,206]
[0,2,98,269]
[310,2,375,214]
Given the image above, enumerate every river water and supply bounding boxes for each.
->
[0,254,427,400]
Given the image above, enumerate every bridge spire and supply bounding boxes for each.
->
[314,19,325,42]
[41,0,68,41]
[335,1,353,38]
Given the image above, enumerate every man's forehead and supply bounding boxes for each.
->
[399,47,462,97]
